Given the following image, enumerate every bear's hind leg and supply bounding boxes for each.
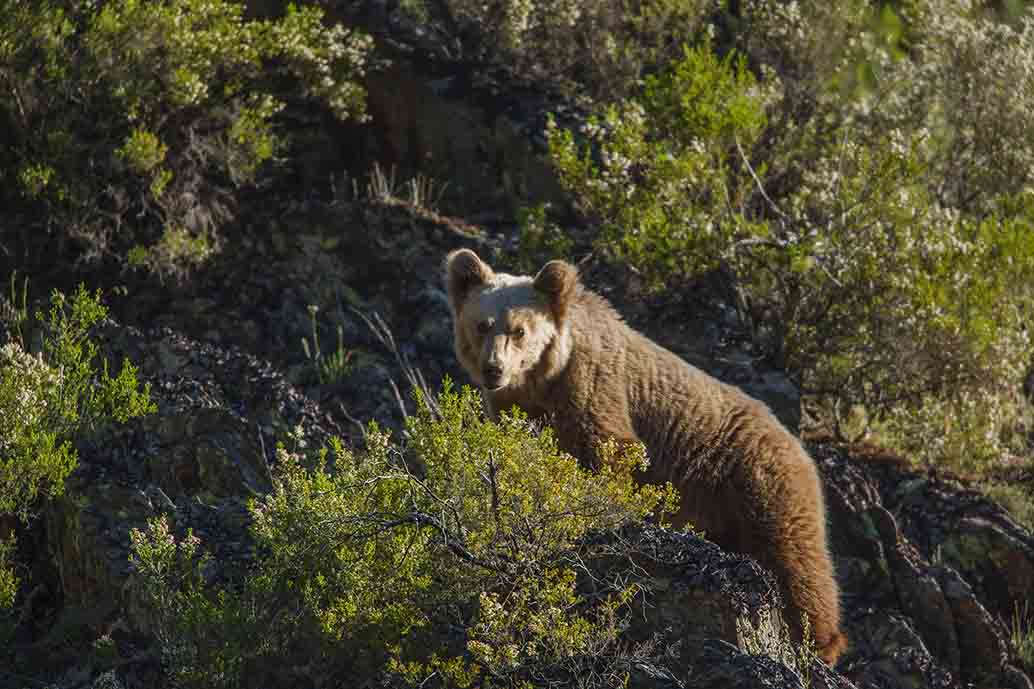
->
[764,521,847,666]
[736,457,847,666]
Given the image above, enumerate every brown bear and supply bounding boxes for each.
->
[444,248,848,665]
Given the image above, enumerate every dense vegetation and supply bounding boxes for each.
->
[6,0,1033,470]
[545,1,1034,471]
[2,0,1034,685]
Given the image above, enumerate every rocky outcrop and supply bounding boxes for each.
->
[11,199,1032,689]
[31,321,345,646]
[598,525,857,689]
[818,444,1034,689]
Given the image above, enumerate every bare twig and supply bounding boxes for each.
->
[388,377,408,419]
[333,510,507,574]
[352,307,440,419]
[256,421,274,483]
[337,402,368,441]
[736,137,788,222]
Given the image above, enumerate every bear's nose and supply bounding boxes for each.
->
[483,363,504,386]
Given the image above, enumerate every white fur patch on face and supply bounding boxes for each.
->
[457,276,564,392]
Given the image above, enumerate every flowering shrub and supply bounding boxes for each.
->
[130,382,677,687]
[549,3,1034,471]
[129,516,235,688]
[0,0,371,278]
[0,342,72,518]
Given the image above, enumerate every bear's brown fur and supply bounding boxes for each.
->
[445,249,848,664]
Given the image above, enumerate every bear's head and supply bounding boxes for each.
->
[444,249,578,392]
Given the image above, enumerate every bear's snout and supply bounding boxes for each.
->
[482,363,505,389]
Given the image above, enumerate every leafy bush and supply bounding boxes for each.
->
[513,203,575,273]
[548,3,1034,472]
[548,41,768,288]
[0,284,154,638]
[0,285,155,519]
[0,0,371,277]
[129,514,251,688]
[130,382,677,687]
[0,537,16,639]
[981,481,1034,533]
[399,0,710,101]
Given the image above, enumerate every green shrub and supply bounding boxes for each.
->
[0,537,16,638]
[981,482,1034,532]
[548,7,1034,472]
[548,40,768,290]
[0,284,154,643]
[130,382,677,687]
[129,515,250,689]
[0,285,155,519]
[513,203,574,273]
[0,0,371,278]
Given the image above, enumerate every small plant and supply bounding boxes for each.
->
[405,173,449,213]
[364,163,449,214]
[365,162,401,202]
[1012,600,1034,670]
[736,607,817,681]
[300,305,364,386]
[0,272,30,346]
[129,515,248,689]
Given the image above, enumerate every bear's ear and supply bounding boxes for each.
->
[533,260,579,322]
[445,249,493,312]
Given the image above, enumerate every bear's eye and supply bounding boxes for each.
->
[477,320,492,335]
[513,326,525,340]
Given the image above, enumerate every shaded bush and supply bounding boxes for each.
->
[0,285,154,519]
[0,0,371,278]
[399,0,711,101]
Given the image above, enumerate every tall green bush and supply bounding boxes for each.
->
[0,0,371,277]
[548,41,768,288]
[0,285,155,519]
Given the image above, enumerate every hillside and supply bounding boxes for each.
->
[2,1,1034,688]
